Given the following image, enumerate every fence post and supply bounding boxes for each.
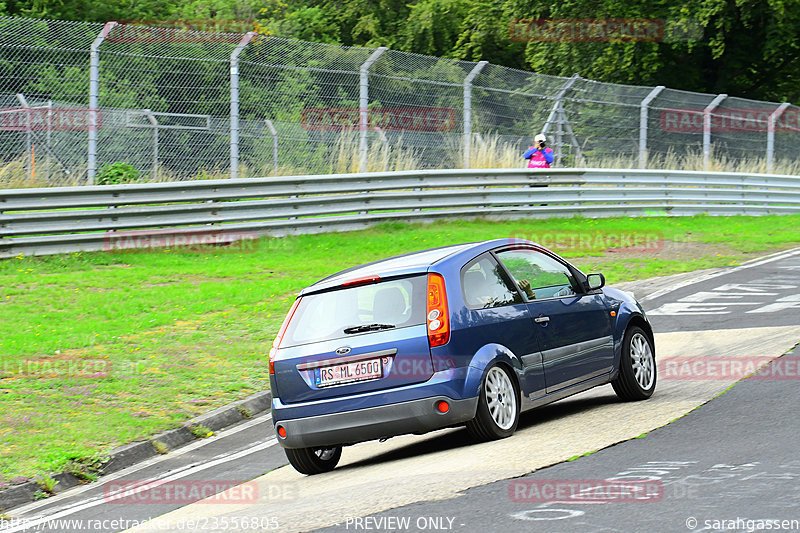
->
[144,110,158,180]
[542,74,580,166]
[703,94,727,170]
[46,99,52,182]
[463,61,488,169]
[264,119,279,173]
[767,103,790,173]
[373,127,390,171]
[15,94,30,181]
[638,86,665,168]
[359,47,388,173]
[230,32,256,180]
[88,21,117,185]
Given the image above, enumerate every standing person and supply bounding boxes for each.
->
[524,133,554,168]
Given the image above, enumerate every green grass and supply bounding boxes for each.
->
[1,214,799,483]
[566,449,599,461]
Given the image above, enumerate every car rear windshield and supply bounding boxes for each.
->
[282,275,428,347]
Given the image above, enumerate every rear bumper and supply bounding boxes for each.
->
[275,396,477,449]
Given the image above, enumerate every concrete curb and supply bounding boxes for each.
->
[0,390,272,512]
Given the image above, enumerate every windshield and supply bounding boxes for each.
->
[282,275,428,347]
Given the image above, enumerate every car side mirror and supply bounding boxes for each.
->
[586,273,605,291]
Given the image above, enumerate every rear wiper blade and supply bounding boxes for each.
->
[343,323,396,334]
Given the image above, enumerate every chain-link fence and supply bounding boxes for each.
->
[1,15,799,187]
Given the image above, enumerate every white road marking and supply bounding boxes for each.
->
[3,414,274,530]
[649,277,800,316]
[642,246,800,302]
[714,283,796,292]
[747,294,800,313]
[649,302,753,315]
[511,509,586,521]
[2,439,278,533]
[679,291,768,302]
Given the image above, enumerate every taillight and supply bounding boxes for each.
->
[426,273,450,347]
[269,297,301,374]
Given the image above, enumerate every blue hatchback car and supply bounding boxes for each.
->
[269,238,656,474]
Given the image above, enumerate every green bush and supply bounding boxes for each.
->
[96,163,140,185]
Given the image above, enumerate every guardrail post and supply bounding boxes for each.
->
[703,94,727,170]
[463,61,488,169]
[638,86,665,168]
[542,74,580,166]
[264,119,279,173]
[767,103,790,173]
[359,47,388,173]
[230,32,256,180]
[88,21,117,185]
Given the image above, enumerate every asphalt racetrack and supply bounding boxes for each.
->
[3,247,799,533]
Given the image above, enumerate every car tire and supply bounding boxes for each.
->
[612,326,657,401]
[284,445,342,475]
[466,364,520,441]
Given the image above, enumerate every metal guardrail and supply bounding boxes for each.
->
[2,168,800,257]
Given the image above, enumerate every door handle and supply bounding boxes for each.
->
[534,315,550,324]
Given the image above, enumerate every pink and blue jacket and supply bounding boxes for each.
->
[523,146,554,168]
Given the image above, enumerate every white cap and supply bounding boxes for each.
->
[534,133,546,143]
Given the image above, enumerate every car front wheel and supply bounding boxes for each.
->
[467,364,520,441]
[612,326,656,401]
[284,445,342,475]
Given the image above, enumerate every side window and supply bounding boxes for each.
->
[496,249,577,300]
[461,255,522,309]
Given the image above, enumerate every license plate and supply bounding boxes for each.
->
[314,358,383,388]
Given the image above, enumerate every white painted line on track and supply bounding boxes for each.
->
[642,246,800,302]
[2,414,275,531]
[9,414,273,516]
[2,438,278,533]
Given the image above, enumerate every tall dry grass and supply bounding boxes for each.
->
[458,135,521,169]
[462,135,800,175]
[0,159,89,188]
[589,148,800,175]
[325,132,421,174]
[4,135,800,189]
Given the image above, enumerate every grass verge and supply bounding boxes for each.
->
[1,214,799,483]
